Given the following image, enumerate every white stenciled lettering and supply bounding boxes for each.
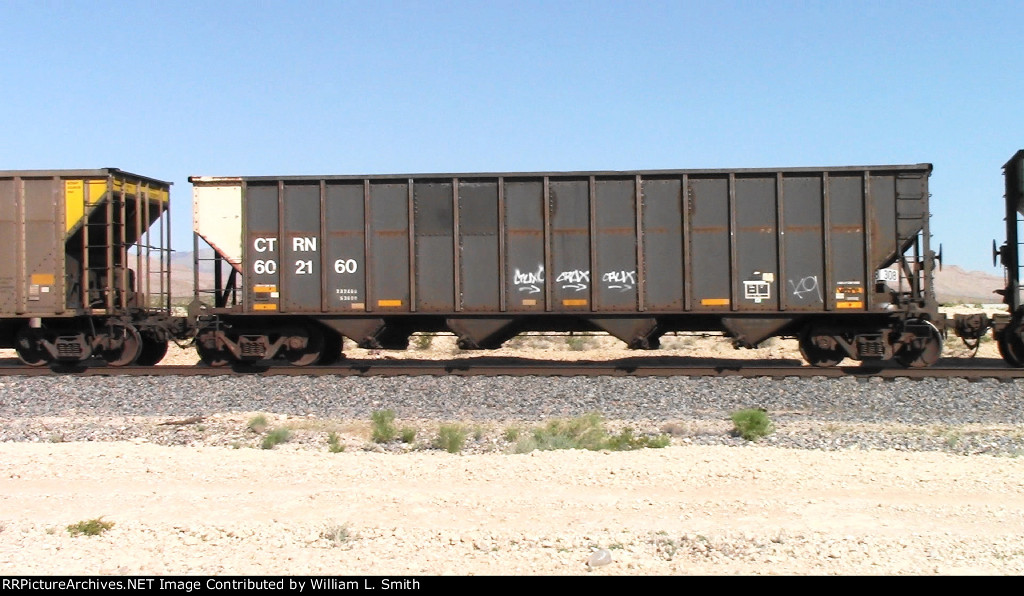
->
[334,259,359,274]
[253,237,277,253]
[253,259,277,275]
[292,237,317,251]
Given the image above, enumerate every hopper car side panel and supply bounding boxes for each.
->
[191,164,940,367]
[195,167,932,318]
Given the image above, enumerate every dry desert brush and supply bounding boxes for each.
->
[371,409,398,443]
[514,413,670,453]
[261,428,292,449]
[730,408,775,441]
[67,517,115,537]
[435,424,469,453]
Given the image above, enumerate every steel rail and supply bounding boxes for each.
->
[0,358,1021,380]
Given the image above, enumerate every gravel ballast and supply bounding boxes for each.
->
[1,375,1023,454]
[1,373,1023,575]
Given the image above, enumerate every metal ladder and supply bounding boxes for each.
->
[80,180,126,312]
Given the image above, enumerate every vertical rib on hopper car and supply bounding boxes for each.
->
[189,164,942,367]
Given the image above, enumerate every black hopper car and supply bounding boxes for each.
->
[3,152,1024,368]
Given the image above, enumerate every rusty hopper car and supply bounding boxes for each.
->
[0,169,179,366]
[192,164,942,368]
[190,164,944,368]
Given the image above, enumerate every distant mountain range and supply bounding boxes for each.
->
[161,252,1008,306]
[932,265,1006,305]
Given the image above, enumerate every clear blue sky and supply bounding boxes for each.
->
[1,0,1020,274]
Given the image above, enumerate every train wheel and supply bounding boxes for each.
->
[997,334,1021,367]
[997,331,1024,368]
[895,324,943,368]
[195,326,232,367]
[283,326,324,366]
[798,331,845,367]
[99,324,143,367]
[135,336,170,366]
[14,327,48,367]
[196,344,231,367]
[195,339,231,367]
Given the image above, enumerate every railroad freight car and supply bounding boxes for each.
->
[189,164,946,368]
[992,150,1024,365]
[0,169,182,366]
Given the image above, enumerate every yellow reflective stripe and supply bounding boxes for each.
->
[64,180,84,232]
[836,301,862,309]
[252,303,278,311]
[701,298,730,306]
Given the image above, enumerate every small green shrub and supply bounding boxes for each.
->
[261,428,291,449]
[518,413,607,453]
[371,409,397,443]
[606,427,671,450]
[513,413,670,453]
[436,424,468,453]
[67,518,114,537]
[566,335,588,351]
[503,426,521,442]
[400,427,417,444]
[248,414,268,433]
[412,333,434,350]
[327,431,345,453]
[730,408,774,441]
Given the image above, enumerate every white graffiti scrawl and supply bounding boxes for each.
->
[556,269,589,292]
[602,270,636,291]
[788,275,824,303]
[513,265,544,294]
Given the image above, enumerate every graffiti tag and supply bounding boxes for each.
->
[602,270,636,291]
[514,265,544,294]
[556,269,589,292]
[788,276,824,302]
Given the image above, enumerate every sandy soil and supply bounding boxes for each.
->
[1,442,1023,575]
